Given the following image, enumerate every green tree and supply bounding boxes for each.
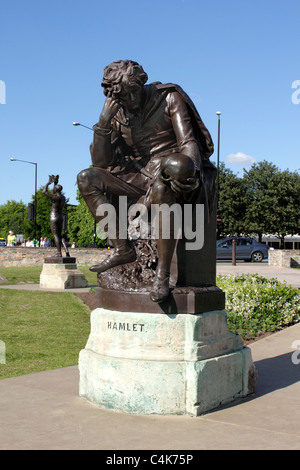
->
[0,200,26,238]
[271,169,300,247]
[243,162,300,244]
[243,161,279,241]
[67,189,107,247]
[217,163,247,237]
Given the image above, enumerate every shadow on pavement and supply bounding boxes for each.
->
[254,351,300,396]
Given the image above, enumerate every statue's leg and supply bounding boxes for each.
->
[77,167,145,272]
[61,237,70,257]
[50,218,62,257]
[150,178,177,303]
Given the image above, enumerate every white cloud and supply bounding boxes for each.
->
[226,152,256,165]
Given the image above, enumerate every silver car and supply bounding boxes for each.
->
[216,237,269,262]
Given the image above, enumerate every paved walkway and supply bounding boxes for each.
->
[0,261,300,450]
[216,260,300,288]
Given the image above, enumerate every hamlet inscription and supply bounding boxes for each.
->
[107,321,145,332]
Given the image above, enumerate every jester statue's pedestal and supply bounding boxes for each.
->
[40,257,88,290]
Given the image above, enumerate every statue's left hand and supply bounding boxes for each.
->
[170,176,200,194]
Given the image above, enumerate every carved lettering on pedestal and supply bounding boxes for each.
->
[107,321,145,332]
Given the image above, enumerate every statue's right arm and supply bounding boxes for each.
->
[43,177,60,201]
[43,182,54,200]
[90,97,121,168]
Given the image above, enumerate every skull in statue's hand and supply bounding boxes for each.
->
[159,153,200,194]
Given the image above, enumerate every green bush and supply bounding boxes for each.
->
[217,274,300,341]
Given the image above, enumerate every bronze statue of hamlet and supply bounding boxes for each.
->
[77,60,216,303]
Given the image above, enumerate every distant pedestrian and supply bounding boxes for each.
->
[43,237,51,247]
[7,231,16,246]
[26,238,34,247]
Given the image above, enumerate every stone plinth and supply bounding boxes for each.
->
[269,249,300,268]
[79,308,257,416]
[97,286,225,314]
[40,257,88,289]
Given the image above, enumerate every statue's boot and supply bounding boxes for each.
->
[150,235,176,303]
[150,274,170,303]
[149,180,178,303]
[90,239,136,273]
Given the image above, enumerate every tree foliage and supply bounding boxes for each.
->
[243,161,300,244]
[271,169,300,245]
[217,163,247,236]
[67,189,106,247]
[243,161,280,240]
[0,200,26,238]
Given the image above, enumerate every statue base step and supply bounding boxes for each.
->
[79,307,257,416]
[40,258,88,289]
[97,286,225,314]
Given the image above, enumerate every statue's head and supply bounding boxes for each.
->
[53,184,63,194]
[101,60,148,100]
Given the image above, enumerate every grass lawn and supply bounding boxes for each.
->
[0,288,91,379]
[0,266,43,285]
[0,265,97,380]
[0,265,98,286]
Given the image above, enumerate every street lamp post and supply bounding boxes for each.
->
[73,122,94,131]
[10,157,38,239]
[216,111,221,205]
[216,111,221,239]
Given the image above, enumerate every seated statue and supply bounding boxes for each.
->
[77,60,216,303]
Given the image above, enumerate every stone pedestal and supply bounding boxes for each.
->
[40,257,88,289]
[79,307,257,416]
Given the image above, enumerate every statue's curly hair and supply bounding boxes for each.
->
[101,60,148,98]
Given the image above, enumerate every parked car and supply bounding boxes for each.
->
[0,238,6,246]
[216,237,269,262]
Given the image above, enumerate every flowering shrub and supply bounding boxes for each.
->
[216,274,300,341]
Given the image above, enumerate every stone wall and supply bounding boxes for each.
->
[0,247,111,267]
[268,249,300,268]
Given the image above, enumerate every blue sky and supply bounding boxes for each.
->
[1,0,299,206]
